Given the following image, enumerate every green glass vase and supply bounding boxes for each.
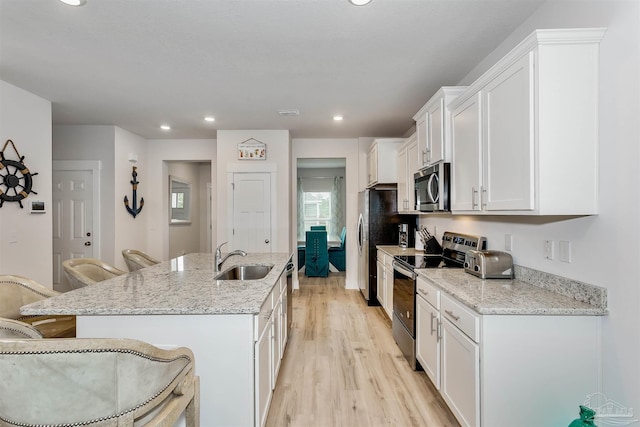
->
[569,405,597,427]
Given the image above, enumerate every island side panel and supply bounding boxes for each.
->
[78,314,255,427]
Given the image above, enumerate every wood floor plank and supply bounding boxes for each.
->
[266,273,460,427]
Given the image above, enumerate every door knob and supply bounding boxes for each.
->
[86,232,91,237]
[265,239,270,244]
[84,242,92,246]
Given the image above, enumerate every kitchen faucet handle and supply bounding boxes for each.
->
[216,241,228,253]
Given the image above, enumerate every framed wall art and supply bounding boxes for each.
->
[238,138,266,160]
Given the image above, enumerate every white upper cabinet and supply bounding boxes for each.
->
[450,28,605,215]
[396,133,419,213]
[413,87,467,169]
[367,138,404,187]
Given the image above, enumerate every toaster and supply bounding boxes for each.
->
[464,250,514,279]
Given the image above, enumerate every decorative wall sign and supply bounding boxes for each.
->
[0,139,39,208]
[238,138,266,160]
[124,166,144,218]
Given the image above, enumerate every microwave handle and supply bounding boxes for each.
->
[427,173,439,203]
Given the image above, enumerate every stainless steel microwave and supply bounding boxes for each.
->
[414,163,450,212]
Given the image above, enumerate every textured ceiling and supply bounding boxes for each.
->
[0,0,543,139]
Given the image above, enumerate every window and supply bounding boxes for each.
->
[302,192,331,234]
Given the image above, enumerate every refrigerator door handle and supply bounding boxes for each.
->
[356,214,364,255]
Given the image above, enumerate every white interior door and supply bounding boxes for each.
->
[52,169,95,291]
[231,173,272,252]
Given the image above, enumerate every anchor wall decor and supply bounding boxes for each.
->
[124,166,144,218]
[0,139,39,208]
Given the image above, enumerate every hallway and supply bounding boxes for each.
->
[266,273,459,427]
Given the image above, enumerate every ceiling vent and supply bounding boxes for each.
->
[277,109,300,117]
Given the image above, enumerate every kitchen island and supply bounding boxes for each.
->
[22,252,293,427]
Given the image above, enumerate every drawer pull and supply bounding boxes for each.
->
[430,312,437,334]
[445,309,460,321]
[418,288,428,296]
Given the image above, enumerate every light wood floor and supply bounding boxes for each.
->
[266,273,460,427]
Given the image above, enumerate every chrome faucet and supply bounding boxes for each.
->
[215,241,247,272]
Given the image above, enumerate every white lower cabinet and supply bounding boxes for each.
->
[255,273,289,427]
[441,313,480,427]
[377,249,395,319]
[416,274,601,427]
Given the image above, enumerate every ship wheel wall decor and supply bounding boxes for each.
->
[0,139,39,208]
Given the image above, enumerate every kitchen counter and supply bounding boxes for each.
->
[21,252,291,316]
[416,267,607,316]
[376,245,424,257]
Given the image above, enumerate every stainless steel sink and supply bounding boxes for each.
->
[215,264,273,281]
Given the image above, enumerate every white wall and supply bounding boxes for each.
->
[113,127,148,271]
[217,130,291,253]
[146,139,216,261]
[0,80,53,285]
[292,139,359,289]
[418,0,640,416]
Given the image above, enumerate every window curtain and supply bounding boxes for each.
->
[330,176,345,236]
[297,177,304,240]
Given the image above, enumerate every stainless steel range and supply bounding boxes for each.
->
[392,231,486,370]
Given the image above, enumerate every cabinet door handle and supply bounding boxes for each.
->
[472,187,478,209]
[430,312,437,335]
[481,186,487,209]
[422,150,428,165]
[445,309,460,321]
[436,319,442,342]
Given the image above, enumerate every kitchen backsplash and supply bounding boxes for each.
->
[514,265,607,310]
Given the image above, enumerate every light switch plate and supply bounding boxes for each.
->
[544,240,554,260]
[559,241,572,263]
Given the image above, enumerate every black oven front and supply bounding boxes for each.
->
[392,259,419,370]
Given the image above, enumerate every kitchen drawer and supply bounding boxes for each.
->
[416,276,440,309]
[254,289,274,341]
[441,293,480,343]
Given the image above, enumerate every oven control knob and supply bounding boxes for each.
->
[464,262,469,268]
[474,265,480,272]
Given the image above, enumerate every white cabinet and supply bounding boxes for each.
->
[255,289,274,427]
[415,272,601,427]
[450,28,605,215]
[396,133,420,213]
[440,294,480,427]
[376,248,395,320]
[416,277,441,389]
[367,138,404,187]
[413,87,466,168]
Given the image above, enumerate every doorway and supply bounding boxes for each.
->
[52,160,101,292]
[229,172,272,252]
[296,158,347,274]
[166,161,212,259]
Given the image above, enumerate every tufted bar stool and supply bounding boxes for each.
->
[62,258,126,289]
[122,249,161,272]
[0,337,200,426]
[0,275,75,338]
[0,318,43,339]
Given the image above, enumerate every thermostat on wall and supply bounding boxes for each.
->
[30,201,46,214]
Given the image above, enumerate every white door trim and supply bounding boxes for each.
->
[52,160,101,260]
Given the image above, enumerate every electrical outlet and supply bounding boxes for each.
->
[505,234,513,251]
[559,241,572,263]
[543,240,554,260]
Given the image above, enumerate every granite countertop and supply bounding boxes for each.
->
[21,253,292,316]
[416,268,607,316]
[376,245,424,256]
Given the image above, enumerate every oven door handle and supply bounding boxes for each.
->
[392,261,416,280]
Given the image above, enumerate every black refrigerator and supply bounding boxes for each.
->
[357,184,416,305]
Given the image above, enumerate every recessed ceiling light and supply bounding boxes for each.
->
[204,116,215,122]
[348,0,372,5]
[59,0,87,6]
[333,115,344,121]
[160,125,171,131]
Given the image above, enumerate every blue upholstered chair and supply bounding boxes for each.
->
[305,230,329,277]
[328,226,346,271]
